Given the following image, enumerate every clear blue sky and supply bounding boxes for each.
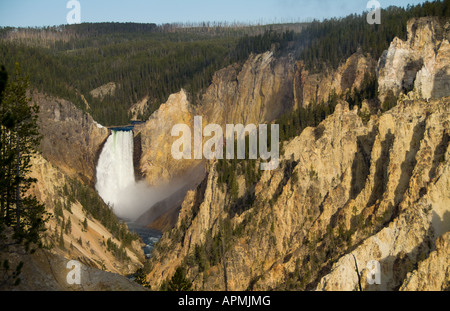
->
[0,0,428,28]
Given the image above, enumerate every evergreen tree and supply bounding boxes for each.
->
[167,267,193,291]
[133,268,151,289]
[58,229,65,250]
[0,63,46,248]
[0,65,8,236]
[82,217,88,232]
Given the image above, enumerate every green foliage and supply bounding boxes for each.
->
[0,64,47,248]
[185,217,234,282]
[53,201,64,219]
[0,66,40,282]
[0,259,23,288]
[298,1,450,73]
[0,24,297,126]
[309,165,318,180]
[216,133,262,207]
[279,72,379,145]
[64,217,71,235]
[133,267,151,289]
[0,66,6,102]
[278,97,338,144]
[344,72,379,109]
[65,177,139,246]
[231,29,297,60]
[194,244,209,273]
[82,217,88,232]
[382,90,398,112]
[58,228,65,250]
[165,266,193,291]
[106,237,129,262]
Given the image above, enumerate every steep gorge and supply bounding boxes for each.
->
[144,17,450,291]
[6,91,148,290]
[9,16,449,292]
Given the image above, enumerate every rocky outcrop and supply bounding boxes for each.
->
[377,17,450,102]
[89,82,117,101]
[146,96,450,291]
[198,51,295,126]
[136,51,295,186]
[129,95,150,120]
[293,50,377,108]
[0,235,146,291]
[134,89,199,186]
[28,154,145,276]
[146,161,228,288]
[399,232,449,291]
[33,91,109,185]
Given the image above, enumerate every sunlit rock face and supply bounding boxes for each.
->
[33,91,110,185]
[377,17,450,102]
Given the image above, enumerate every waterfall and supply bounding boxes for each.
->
[95,128,204,222]
[96,129,163,251]
[95,130,137,220]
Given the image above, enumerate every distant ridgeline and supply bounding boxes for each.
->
[0,0,448,126]
[0,21,300,126]
[297,1,450,74]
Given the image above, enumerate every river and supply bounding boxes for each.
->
[126,222,162,259]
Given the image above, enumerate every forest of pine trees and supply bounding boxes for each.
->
[297,1,450,73]
[0,1,448,126]
[0,23,298,126]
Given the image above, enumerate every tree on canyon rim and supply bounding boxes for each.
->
[0,63,47,250]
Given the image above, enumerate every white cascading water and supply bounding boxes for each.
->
[95,128,197,222]
[95,130,137,220]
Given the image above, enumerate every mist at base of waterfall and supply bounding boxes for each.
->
[96,129,205,222]
[95,130,156,221]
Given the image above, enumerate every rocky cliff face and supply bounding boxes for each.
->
[1,230,146,291]
[134,89,199,186]
[294,50,377,108]
[377,17,450,102]
[135,51,296,186]
[34,91,109,185]
[198,51,295,126]
[28,153,145,277]
[147,96,449,291]
[400,232,449,291]
[142,17,449,291]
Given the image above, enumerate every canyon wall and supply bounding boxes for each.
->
[147,96,449,291]
[135,51,296,186]
[19,92,146,289]
[34,91,109,186]
[377,17,450,102]
[294,50,377,108]
[145,17,450,291]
